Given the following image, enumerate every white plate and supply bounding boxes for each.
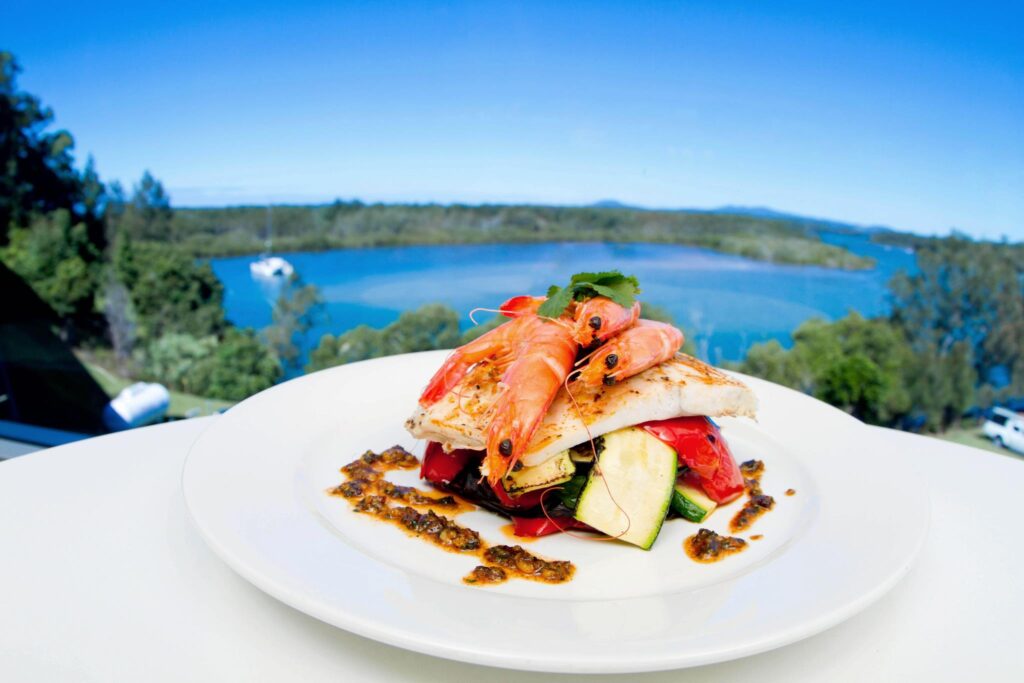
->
[183,351,928,673]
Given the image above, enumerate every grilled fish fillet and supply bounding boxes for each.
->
[405,353,757,467]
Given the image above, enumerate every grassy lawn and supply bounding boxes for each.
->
[82,360,234,418]
[934,425,1023,460]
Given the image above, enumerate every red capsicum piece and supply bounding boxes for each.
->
[421,442,474,485]
[510,516,595,537]
[640,416,744,504]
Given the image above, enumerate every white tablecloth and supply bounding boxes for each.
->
[1,417,1021,681]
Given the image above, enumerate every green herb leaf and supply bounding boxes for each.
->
[537,285,576,318]
[537,270,641,317]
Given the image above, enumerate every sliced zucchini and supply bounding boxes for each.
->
[573,427,677,550]
[568,436,604,463]
[670,479,717,522]
[504,449,575,494]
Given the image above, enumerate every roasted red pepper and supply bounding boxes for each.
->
[640,416,744,503]
[420,442,474,485]
[510,516,594,537]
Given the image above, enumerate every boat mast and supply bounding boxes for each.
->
[264,204,273,254]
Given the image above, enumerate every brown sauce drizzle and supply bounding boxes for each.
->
[684,528,747,562]
[785,488,796,496]
[330,446,574,586]
[471,544,574,584]
[729,459,776,533]
[750,534,763,541]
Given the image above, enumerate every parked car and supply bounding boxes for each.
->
[982,407,1024,455]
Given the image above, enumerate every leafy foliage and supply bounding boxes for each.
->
[107,171,174,241]
[263,275,325,373]
[741,313,917,426]
[0,52,101,245]
[890,235,1024,399]
[1,210,102,337]
[112,236,226,342]
[183,328,282,400]
[307,304,462,372]
[143,333,217,390]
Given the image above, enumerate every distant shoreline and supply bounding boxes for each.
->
[168,203,877,270]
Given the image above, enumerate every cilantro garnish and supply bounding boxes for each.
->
[537,271,641,318]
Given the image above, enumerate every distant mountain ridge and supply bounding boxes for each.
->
[709,205,895,235]
[587,200,895,236]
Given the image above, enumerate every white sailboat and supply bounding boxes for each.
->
[250,205,294,280]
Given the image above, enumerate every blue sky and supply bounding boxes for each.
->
[4,1,1022,238]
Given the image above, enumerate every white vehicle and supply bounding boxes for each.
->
[103,382,170,431]
[982,407,1024,455]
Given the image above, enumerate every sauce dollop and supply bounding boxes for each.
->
[684,528,748,562]
[330,446,575,586]
[729,459,776,533]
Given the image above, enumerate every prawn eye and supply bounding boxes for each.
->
[602,375,617,386]
[605,353,619,369]
[499,439,513,456]
[589,316,602,330]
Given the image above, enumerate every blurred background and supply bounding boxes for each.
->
[1,1,1022,457]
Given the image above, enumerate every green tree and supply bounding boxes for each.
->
[101,276,138,371]
[114,240,226,342]
[0,209,102,338]
[904,340,976,431]
[739,339,802,388]
[307,304,462,372]
[263,276,324,373]
[382,304,462,355]
[0,52,87,243]
[185,328,282,400]
[143,333,217,391]
[120,171,173,241]
[740,313,915,426]
[890,236,1024,389]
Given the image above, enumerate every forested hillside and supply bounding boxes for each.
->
[171,202,875,270]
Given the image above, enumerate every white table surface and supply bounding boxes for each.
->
[1,417,1022,682]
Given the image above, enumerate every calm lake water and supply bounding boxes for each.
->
[210,234,915,370]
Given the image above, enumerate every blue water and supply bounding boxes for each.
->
[210,234,916,370]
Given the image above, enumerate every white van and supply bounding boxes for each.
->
[982,407,1024,455]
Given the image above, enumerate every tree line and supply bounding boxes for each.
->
[169,202,875,270]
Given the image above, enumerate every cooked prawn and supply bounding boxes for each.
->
[572,298,641,347]
[576,319,684,388]
[483,316,577,484]
[498,295,545,318]
[418,315,533,406]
